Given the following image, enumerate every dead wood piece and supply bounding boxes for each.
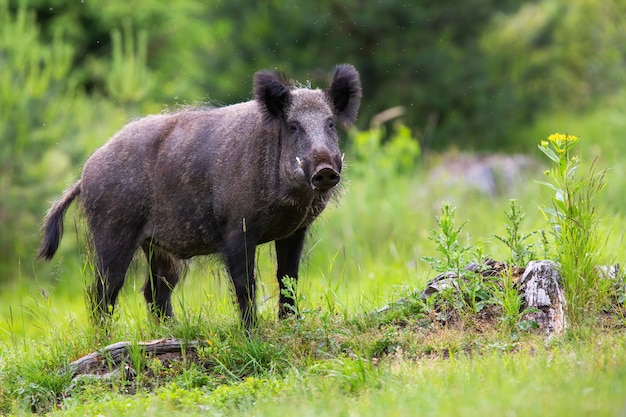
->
[595,264,621,281]
[67,337,204,377]
[519,260,567,337]
[422,259,524,297]
[422,272,461,298]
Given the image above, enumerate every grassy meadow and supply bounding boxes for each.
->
[3,90,626,415]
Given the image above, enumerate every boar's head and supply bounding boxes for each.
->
[253,64,362,193]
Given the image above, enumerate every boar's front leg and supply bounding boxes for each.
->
[275,228,307,319]
[225,239,258,328]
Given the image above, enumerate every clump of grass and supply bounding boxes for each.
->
[0,316,96,414]
[537,133,612,325]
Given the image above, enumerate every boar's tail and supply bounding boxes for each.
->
[37,180,82,260]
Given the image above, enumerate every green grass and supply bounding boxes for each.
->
[4,316,625,416]
[3,91,626,415]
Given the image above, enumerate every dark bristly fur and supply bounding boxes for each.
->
[38,64,362,328]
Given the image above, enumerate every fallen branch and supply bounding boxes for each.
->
[67,337,205,377]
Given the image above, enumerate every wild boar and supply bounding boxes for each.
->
[38,64,361,328]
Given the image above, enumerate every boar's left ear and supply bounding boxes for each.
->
[254,70,291,121]
[327,64,362,128]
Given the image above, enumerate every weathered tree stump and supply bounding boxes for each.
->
[518,260,567,337]
[376,258,570,337]
[375,259,524,314]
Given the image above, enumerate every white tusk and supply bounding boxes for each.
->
[341,153,345,162]
[296,157,303,168]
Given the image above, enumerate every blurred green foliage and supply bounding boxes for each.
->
[350,122,421,180]
[1,0,625,282]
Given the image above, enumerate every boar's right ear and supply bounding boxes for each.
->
[254,70,291,121]
[327,64,362,128]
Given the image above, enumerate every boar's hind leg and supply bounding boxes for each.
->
[225,242,258,328]
[142,242,182,318]
[90,235,139,321]
[275,228,307,319]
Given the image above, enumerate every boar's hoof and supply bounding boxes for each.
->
[311,167,340,191]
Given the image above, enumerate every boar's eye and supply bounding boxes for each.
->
[327,119,335,130]
[288,122,299,133]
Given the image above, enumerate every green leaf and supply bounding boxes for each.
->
[553,198,566,212]
[538,145,560,163]
[554,190,565,203]
[541,207,563,219]
[475,300,487,313]
[517,319,539,331]
[566,165,579,180]
[534,180,561,193]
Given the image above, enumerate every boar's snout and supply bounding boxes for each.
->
[305,147,342,191]
[311,166,340,191]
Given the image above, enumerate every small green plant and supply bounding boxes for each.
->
[422,202,472,278]
[369,330,401,358]
[537,133,610,324]
[493,199,539,266]
[495,269,523,329]
[422,203,496,320]
[459,275,494,315]
[491,269,539,335]
[280,275,305,318]
[127,341,148,381]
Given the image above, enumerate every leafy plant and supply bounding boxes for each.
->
[459,275,494,315]
[493,199,539,266]
[491,268,540,334]
[422,202,473,278]
[280,275,305,318]
[421,203,499,320]
[537,133,611,324]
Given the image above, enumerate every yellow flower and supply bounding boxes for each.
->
[548,133,578,143]
[541,140,549,147]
